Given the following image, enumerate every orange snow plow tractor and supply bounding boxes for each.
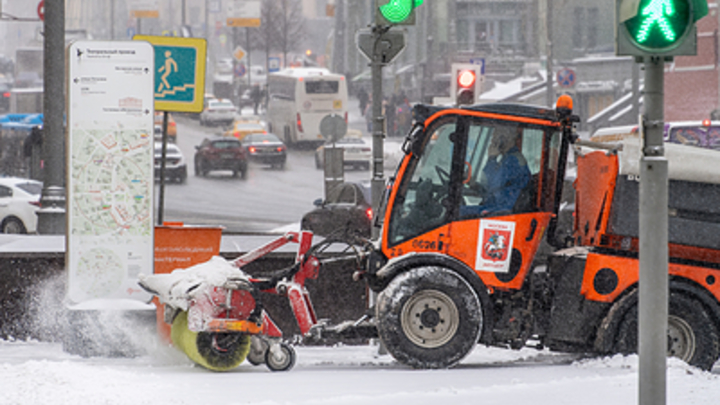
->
[360,95,720,370]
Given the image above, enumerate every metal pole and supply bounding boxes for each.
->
[110,0,115,40]
[639,56,668,405]
[545,0,555,107]
[138,18,142,35]
[37,0,66,235]
[247,28,252,87]
[370,25,386,240]
[157,112,169,226]
[182,0,187,27]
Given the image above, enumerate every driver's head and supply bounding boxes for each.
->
[490,126,519,155]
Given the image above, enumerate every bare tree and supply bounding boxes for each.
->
[250,0,282,74]
[275,0,306,67]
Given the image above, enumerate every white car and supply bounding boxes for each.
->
[315,136,372,171]
[154,143,188,184]
[199,99,237,127]
[0,177,42,234]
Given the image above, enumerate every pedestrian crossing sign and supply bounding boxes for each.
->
[134,35,207,113]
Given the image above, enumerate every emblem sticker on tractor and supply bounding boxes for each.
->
[475,219,515,272]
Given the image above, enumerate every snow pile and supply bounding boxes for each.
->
[138,256,249,311]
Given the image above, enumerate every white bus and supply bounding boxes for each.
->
[267,68,348,147]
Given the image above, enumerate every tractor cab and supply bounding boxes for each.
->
[370,98,577,292]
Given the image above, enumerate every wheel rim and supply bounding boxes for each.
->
[667,314,696,362]
[401,289,460,348]
[3,220,23,234]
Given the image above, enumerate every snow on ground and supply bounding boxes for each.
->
[0,337,718,405]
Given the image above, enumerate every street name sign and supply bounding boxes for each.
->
[227,0,261,27]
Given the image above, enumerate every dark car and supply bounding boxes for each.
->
[154,143,187,184]
[0,83,10,112]
[241,132,287,169]
[194,137,248,178]
[301,182,373,240]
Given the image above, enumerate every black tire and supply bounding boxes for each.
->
[614,293,720,370]
[2,217,26,234]
[376,266,483,369]
[265,342,296,372]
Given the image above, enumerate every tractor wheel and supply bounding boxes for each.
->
[265,342,296,372]
[376,266,483,369]
[170,311,251,371]
[614,293,720,370]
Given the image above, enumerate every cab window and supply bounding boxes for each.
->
[387,120,456,245]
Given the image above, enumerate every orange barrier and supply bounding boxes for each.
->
[154,222,223,343]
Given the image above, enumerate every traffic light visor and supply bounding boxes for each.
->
[458,70,476,88]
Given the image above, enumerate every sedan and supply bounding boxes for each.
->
[223,120,266,142]
[315,134,371,171]
[300,181,373,241]
[194,136,248,178]
[199,99,237,127]
[0,177,42,234]
[154,143,187,183]
[241,133,287,169]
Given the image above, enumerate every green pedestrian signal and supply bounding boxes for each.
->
[630,0,689,48]
[616,0,708,57]
[377,0,424,26]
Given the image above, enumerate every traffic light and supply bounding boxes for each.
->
[376,0,424,26]
[616,0,708,57]
[451,64,483,106]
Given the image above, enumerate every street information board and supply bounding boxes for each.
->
[66,40,155,304]
[133,35,207,113]
[226,0,261,27]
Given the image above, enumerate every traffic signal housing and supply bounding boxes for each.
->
[452,64,483,106]
[616,0,708,57]
[376,0,424,26]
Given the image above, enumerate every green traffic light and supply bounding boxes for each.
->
[379,0,424,24]
[625,0,691,50]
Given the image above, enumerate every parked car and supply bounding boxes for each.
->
[194,136,248,178]
[300,181,373,240]
[199,98,237,127]
[0,177,42,234]
[154,112,177,142]
[154,143,187,183]
[315,133,371,170]
[223,119,266,141]
[240,132,287,169]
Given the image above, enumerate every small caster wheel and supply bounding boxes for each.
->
[247,336,268,366]
[265,342,296,372]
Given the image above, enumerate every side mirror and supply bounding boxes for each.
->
[313,198,323,207]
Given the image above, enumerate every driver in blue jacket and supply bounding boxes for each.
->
[461,126,530,217]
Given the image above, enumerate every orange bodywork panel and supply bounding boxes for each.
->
[575,150,720,266]
[574,151,618,247]
[581,252,720,303]
[448,212,552,290]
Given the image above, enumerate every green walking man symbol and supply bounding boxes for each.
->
[637,0,677,43]
[157,50,178,93]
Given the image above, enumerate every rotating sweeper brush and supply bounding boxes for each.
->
[138,231,352,372]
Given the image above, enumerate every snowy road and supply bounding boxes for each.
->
[1,339,719,405]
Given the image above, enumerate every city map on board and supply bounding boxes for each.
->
[70,128,153,237]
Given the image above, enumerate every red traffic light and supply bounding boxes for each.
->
[457,70,476,88]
